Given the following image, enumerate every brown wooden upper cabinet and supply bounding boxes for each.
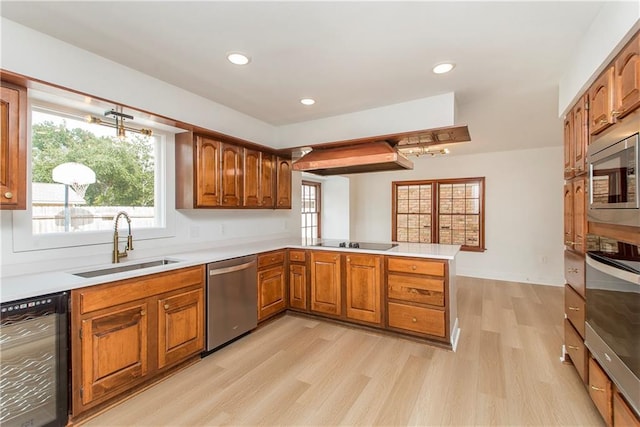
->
[563,95,588,179]
[614,31,640,119]
[0,82,27,210]
[276,157,292,209]
[589,32,640,136]
[176,132,291,209]
[244,149,275,208]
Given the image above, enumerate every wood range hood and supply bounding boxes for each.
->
[292,141,413,176]
[291,124,470,175]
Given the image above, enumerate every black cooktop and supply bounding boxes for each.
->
[314,241,398,251]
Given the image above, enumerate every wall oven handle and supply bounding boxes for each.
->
[586,254,640,285]
[209,261,256,277]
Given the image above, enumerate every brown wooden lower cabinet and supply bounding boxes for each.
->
[563,319,587,384]
[258,264,286,320]
[345,253,381,325]
[614,391,640,427]
[289,263,307,310]
[310,251,342,316]
[589,357,613,427]
[70,266,205,419]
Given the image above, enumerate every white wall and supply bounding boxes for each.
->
[349,146,565,286]
[300,173,350,240]
[277,92,456,147]
[558,2,640,115]
[0,18,301,278]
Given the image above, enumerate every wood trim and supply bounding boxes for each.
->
[588,221,640,245]
[392,177,486,251]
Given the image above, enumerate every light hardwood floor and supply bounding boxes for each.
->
[83,277,604,426]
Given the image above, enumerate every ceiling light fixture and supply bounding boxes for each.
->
[300,98,315,106]
[398,146,451,157]
[227,52,251,65]
[432,62,455,74]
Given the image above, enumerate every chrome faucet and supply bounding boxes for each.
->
[113,211,133,263]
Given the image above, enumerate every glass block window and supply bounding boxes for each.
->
[393,178,485,252]
[301,181,321,239]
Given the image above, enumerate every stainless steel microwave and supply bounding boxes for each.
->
[588,112,639,227]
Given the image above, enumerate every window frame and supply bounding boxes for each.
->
[11,102,176,253]
[392,177,486,252]
[301,180,321,239]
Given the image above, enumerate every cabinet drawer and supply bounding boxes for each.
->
[288,250,306,263]
[388,302,445,337]
[564,319,587,384]
[258,251,285,269]
[77,266,204,314]
[564,284,585,338]
[564,250,585,297]
[387,257,445,277]
[589,357,613,427]
[387,274,444,306]
[613,391,640,427]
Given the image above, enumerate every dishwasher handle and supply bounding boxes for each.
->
[209,260,256,277]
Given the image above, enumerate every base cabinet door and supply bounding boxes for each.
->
[345,254,381,324]
[613,391,640,427]
[289,263,307,310]
[157,287,204,369]
[80,302,148,406]
[310,251,342,316]
[589,357,613,427]
[258,265,286,320]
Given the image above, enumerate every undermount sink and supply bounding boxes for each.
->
[72,258,182,278]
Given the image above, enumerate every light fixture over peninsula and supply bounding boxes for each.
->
[432,62,455,74]
[300,98,315,106]
[227,52,251,65]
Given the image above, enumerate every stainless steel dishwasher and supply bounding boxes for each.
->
[204,255,257,353]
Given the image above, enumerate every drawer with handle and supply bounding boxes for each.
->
[589,357,613,426]
[387,274,444,306]
[564,284,585,338]
[564,250,585,297]
[387,302,445,337]
[258,251,286,269]
[564,319,587,383]
[288,250,306,263]
[387,257,445,277]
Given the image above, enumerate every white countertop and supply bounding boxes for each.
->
[0,238,459,303]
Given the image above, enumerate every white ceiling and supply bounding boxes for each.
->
[1,1,604,153]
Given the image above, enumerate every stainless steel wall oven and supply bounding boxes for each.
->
[585,235,639,417]
[0,292,68,427]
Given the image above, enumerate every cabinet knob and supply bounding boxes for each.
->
[164,304,170,310]
[590,385,606,392]
[410,289,418,294]
[333,256,338,261]
[411,317,417,323]
[3,192,12,199]
[568,306,580,311]
[411,265,417,271]
[567,345,579,351]
[567,267,578,273]
[140,310,146,316]
[347,257,351,262]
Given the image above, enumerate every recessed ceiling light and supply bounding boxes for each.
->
[300,98,315,106]
[432,62,455,74]
[227,52,251,65]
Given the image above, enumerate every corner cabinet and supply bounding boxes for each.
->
[175,131,291,209]
[70,266,205,420]
[0,82,27,210]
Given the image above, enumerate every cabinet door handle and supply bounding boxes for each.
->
[597,118,609,125]
[164,304,170,310]
[611,109,623,117]
[568,306,580,311]
[567,345,579,351]
[567,267,579,273]
[565,241,576,246]
[410,289,419,294]
[3,192,13,199]
[590,385,606,392]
